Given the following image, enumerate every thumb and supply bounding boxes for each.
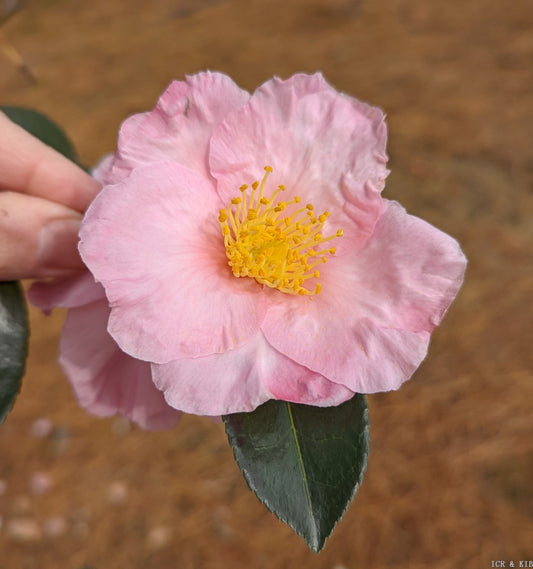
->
[0,191,84,281]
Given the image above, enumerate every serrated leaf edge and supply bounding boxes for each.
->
[224,396,370,553]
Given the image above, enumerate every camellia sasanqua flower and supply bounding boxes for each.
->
[30,71,466,426]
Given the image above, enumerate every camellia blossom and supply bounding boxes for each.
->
[30,71,466,426]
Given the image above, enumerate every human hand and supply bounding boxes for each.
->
[0,111,100,280]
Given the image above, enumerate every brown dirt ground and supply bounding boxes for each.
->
[1,0,532,567]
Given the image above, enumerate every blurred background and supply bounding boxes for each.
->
[1,0,532,567]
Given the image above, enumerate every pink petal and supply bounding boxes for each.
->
[107,71,250,184]
[28,154,112,313]
[60,300,181,430]
[262,200,467,393]
[344,200,467,332]
[79,161,264,363]
[91,153,115,184]
[210,72,388,251]
[152,331,353,415]
[28,272,104,312]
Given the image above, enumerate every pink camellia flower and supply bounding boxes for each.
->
[31,71,466,424]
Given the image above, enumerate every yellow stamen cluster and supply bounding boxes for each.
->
[218,166,343,296]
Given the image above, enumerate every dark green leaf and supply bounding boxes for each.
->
[0,282,28,423]
[1,106,80,164]
[224,395,369,552]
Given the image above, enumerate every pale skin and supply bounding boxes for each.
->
[0,112,101,280]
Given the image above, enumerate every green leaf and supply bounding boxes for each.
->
[1,106,80,164]
[223,395,369,552]
[0,282,28,424]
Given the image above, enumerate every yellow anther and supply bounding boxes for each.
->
[336,229,343,237]
[218,166,342,296]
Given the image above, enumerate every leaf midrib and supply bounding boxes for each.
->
[286,402,315,528]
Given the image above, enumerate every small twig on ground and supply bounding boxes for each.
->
[0,30,36,84]
[0,1,36,84]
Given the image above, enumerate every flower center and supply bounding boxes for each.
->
[218,166,343,295]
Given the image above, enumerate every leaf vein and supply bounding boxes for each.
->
[286,402,314,520]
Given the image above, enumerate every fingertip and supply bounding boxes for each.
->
[37,217,85,274]
[0,112,102,212]
[0,192,84,281]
